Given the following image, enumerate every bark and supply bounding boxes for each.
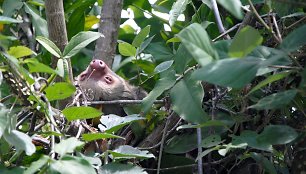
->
[93,0,123,67]
[45,0,73,109]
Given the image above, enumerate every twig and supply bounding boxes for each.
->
[86,99,164,105]
[196,128,203,174]
[285,15,306,30]
[247,0,271,31]
[212,23,242,42]
[210,0,231,39]
[272,14,282,42]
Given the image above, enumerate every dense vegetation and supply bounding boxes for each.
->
[0,0,305,173]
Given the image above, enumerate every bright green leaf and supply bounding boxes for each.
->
[249,89,297,110]
[36,36,62,58]
[229,26,263,58]
[63,31,103,58]
[8,46,34,58]
[24,58,57,74]
[62,106,102,121]
[118,42,136,57]
[177,23,218,66]
[132,25,150,47]
[45,82,76,101]
[54,137,84,157]
[170,74,208,123]
[85,15,99,30]
[3,130,35,155]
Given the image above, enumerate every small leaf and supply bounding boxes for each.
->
[82,133,124,141]
[132,25,150,47]
[8,46,34,58]
[280,24,306,52]
[118,42,136,57]
[63,31,103,58]
[192,57,261,88]
[45,82,76,101]
[101,163,146,174]
[257,125,298,145]
[24,58,57,74]
[177,23,218,66]
[0,16,23,24]
[99,114,145,134]
[142,70,176,113]
[3,130,35,155]
[62,106,102,121]
[229,26,263,58]
[108,145,154,160]
[36,36,62,58]
[154,60,174,74]
[249,89,297,110]
[54,137,84,157]
[170,74,208,123]
[169,0,191,26]
[216,0,243,19]
[248,71,291,95]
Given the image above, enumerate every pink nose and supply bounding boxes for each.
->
[90,59,106,70]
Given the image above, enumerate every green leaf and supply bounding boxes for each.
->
[177,23,218,66]
[250,153,277,174]
[54,137,84,157]
[2,0,23,17]
[154,60,174,74]
[67,7,85,40]
[63,31,103,58]
[57,59,65,77]
[177,120,229,130]
[232,130,272,151]
[62,106,102,121]
[192,57,261,88]
[0,106,9,138]
[99,114,145,134]
[280,24,306,52]
[132,25,150,47]
[82,133,124,141]
[24,58,57,74]
[0,16,22,24]
[45,82,76,101]
[142,70,176,113]
[8,46,34,58]
[174,44,192,74]
[101,163,147,174]
[229,26,263,58]
[118,42,136,57]
[108,145,154,160]
[216,0,243,19]
[3,130,35,155]
[24,3,48,37]
[201,135,222,148]
[257,125,298,145]
[145,42,174,62]
[169,0,191,26]
[24,155,49,174]
[170,74,208,123]
[165,134,197,154]
[249,89,297,110]
[248,71,291,95]
[36,36,62,58]
[50,156,95,174]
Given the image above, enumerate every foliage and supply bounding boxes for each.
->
[0,0,305,173]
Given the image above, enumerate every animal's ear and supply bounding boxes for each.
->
[134,87,147,100]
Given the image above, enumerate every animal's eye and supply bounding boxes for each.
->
[80,74,87,81]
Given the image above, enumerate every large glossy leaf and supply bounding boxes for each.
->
[192,57,261,88]
[108,145,154,160]
[0,16,22,24]
[100,163,146,174]
[132,25,150,47]
[280,24,306,52]
[63,31,103,58]
[50,156,95,174]
[8,46,34,58]
[170,74,208,123]
[216,0,243,19]
[45,82,76,101]
[257,125,298,145]
[62,106,102,121]
[249,89,297,110]
[142,70,176,113]
[36,36,62,58]
[118,42,136,57]
[24,3,48,37]
[177,23,218,66]
[54,137,84,157]
[3,130,35,155]
[229,26,263,58]
[169,0,191,26]
[99,114,145,133]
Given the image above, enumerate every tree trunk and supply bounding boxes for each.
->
[93,0,123,67]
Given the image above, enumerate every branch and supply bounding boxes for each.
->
[86,99,164,105]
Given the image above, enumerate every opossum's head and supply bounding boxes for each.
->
[77,59,136,101]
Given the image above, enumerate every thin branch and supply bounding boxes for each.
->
[285,15,306,30]
[86,99,164,105]
[212,23,242,42]
[210,0,231,39]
